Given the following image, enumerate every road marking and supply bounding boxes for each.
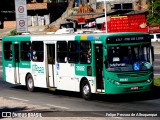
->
[46,104,70,110]
[9,97,29,102]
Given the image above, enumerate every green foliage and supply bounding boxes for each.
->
[154,78,160,86]
[8,29,19,36]
[147,0,160,25]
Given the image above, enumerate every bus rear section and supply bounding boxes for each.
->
[2,36,31,86]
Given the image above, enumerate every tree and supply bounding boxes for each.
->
[147,0,160,25]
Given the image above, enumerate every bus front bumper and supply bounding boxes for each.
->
[104,80,153,94]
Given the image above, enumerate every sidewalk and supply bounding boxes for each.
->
[0,26,46,38]
[0,28,14,38]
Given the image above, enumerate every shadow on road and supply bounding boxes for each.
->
[91,86,160,103]
[10,85,160,102]
[10,85,82,98]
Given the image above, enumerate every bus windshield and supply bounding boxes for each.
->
[106,45,152,72]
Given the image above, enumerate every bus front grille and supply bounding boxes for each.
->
[117,71,150,78]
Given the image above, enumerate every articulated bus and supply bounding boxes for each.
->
[2,32,154,100]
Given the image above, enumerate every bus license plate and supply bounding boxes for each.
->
[131,86,138,90]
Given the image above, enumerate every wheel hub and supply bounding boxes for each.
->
[28,78,33,88]
[83,84,89,95]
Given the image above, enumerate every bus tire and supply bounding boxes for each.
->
[26,74,34,92]
[81,80,91,100]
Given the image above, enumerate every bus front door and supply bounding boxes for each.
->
[46,44,55,87]
[13,44,20,84]
[95,44,104,91]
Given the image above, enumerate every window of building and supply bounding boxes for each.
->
[80,41,91,64]
[114,4,122,10]
[3,41,12,60]
[114,3,133,10]
[21,41,31,61]
[31,41,44,62]
[123,3,133,10]
[57,41,67,63]
[68,41,79,63]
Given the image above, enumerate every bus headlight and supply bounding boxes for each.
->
[114,81,120,85]
[108,78,114,83]
[108,79,120,85]
[146,79,151,83]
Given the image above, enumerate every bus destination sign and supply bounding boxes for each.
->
[106,35,150,43]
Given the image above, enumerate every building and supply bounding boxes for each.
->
[0,0,68,29]
[95,0,148,11]
[0,0,149,30]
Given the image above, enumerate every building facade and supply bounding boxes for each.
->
[95,0,148,12]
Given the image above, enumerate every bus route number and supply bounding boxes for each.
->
[76,66,85,71]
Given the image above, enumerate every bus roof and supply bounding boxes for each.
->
[2,35,30,42]
[2,32,149,42]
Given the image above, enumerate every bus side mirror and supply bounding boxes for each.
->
[151,46,154,62]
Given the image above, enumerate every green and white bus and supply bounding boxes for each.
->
[2,32,154,100]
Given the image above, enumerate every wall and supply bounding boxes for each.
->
[3,21,16,29]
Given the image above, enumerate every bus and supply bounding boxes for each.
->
[2,32,154,100]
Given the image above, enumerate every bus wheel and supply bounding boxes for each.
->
[26,74,34,92]
[81,80,91,100]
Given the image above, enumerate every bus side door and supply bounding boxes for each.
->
[46,44,55,87]
[13,44,20,84]
[95,44,103,90]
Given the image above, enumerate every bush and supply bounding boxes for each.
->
[154,78,160,86]
[8,29,19,36]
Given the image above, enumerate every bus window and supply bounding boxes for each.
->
[80,41,91,64]
[21,41,31,61]
[32,41,44,62]
[3,41,12,60]
[68,41,79,63]
[57,41,67,63]
[107,45,152,71]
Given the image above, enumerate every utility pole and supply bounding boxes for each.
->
[104,0,107,33]
[152,0,153,14]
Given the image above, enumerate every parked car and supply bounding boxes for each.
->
[150,33,160,42]
[60,21,77,32]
